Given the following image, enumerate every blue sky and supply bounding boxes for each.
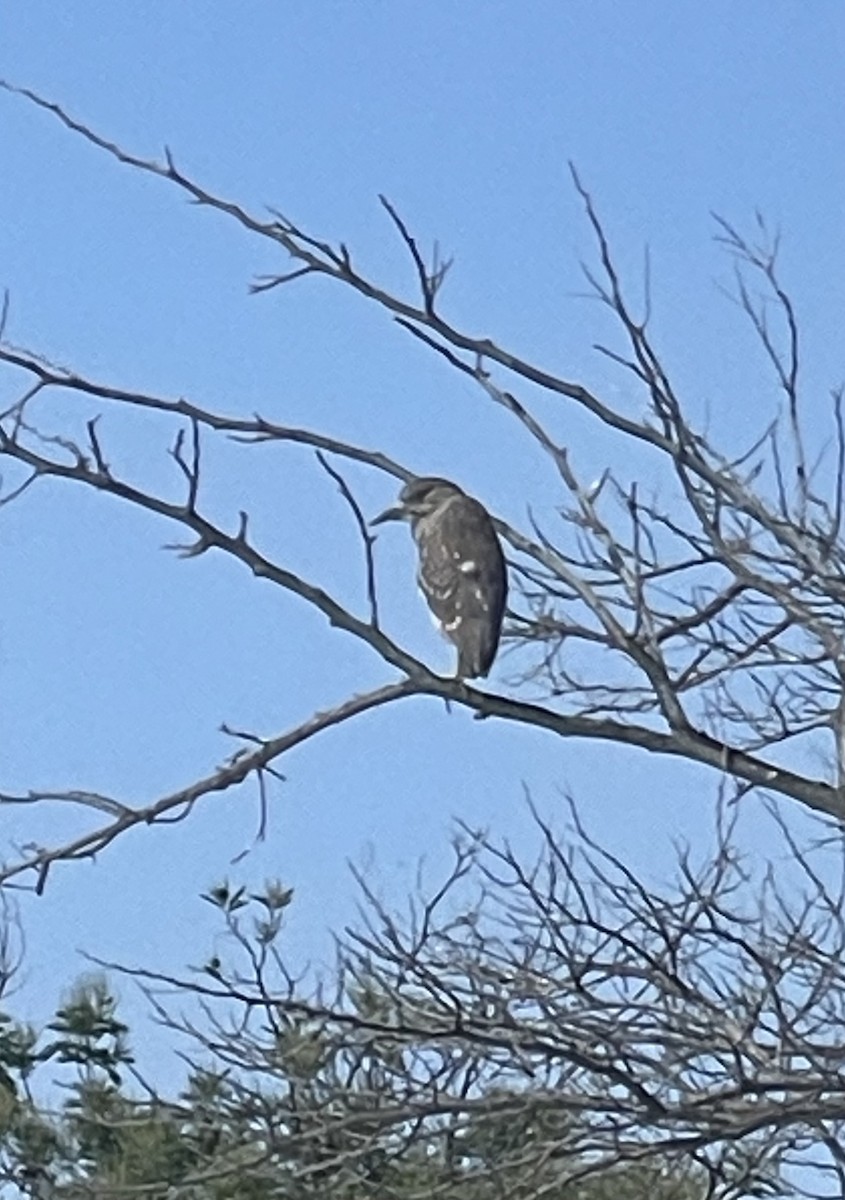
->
[1,1,843,1081]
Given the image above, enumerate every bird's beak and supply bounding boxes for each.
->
[370,504,405,526]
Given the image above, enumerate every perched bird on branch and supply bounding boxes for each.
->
[372,477,507,679]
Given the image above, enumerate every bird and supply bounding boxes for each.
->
[372,477,507,679]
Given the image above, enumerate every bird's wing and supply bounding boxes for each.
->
[416,497,507,649]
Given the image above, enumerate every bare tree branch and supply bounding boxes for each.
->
[51,802,845,1198]
[1,83,844,880]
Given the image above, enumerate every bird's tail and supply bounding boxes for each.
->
[457,638,492,680]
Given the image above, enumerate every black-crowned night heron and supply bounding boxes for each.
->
[372,477,507,679]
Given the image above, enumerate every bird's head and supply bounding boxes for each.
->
[371,477,465,525]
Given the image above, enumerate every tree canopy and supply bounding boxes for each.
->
[0,73,843,1199]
